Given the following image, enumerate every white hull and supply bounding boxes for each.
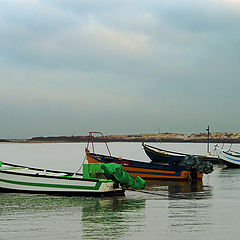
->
[215,147,240,167]
[0,163,124,196]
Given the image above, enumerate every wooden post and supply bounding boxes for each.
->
[206,126,210,153]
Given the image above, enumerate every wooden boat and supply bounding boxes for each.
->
[86,149,203,180]
[0,161,124,196]
[142,143,221,165]
[85,132,203,181]
[215,146,240,168]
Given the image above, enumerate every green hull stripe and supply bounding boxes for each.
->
[0,178,102,191]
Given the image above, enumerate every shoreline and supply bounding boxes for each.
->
[2,132,240,143]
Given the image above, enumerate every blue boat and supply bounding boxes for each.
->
[142,143,220,165]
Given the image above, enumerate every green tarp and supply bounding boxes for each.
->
[101,163,145,189]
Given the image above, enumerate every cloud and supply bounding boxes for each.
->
[1,0,240,137]
[25,19,151,61]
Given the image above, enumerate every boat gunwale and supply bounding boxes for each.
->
[222,150,240,158]
[143,143,216,158]
[1,161,83,176]
[143,143,187,156]
[0,169,110,182]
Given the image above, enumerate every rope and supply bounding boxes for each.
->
[127,188,169,197]
[127,188,196,199]
[75,154,87,174]
[127,188,184,198]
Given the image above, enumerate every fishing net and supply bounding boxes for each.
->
[101,163,145,189]
[179,155,214,174]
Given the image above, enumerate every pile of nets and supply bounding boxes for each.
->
[101,163,145,189]
[179,155,214,174]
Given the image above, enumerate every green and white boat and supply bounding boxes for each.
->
[0,161,125,197]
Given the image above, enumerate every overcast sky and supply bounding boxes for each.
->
[1,0,240,138]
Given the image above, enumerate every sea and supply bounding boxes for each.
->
[0,142,240,240]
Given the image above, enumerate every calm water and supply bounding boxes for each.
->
[0,142,240,240]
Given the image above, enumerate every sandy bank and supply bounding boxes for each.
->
[3,132,240,143]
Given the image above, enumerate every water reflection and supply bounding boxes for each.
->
[0,193,145,240]
[215,166,240,194]
[160,181,213,239]
[167,199,213,239]
[0,193,83,214]
[144,180,212,200]
[219,167,240,177]
[81,198,145,239]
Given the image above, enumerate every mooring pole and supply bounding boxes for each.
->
[206,125,210,153]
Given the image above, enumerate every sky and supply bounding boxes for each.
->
[1,0,240,139]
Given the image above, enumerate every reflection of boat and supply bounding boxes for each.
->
[145,179,212,200]
[81,198,145,239]
[0,193,146,240]
[215,146,240,168]
[86,132,203,181]
[0,161,124,196]
[145,179,204,194]
[142,143,221,165]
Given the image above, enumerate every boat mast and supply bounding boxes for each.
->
[206,125,210,153]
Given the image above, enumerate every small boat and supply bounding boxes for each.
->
[215,146,240,168]
[85,132,205,181]
[142,143,221,165]
[86,150,203,180]
[0,161,125,196]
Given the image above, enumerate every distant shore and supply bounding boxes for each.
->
[2,132,240,143]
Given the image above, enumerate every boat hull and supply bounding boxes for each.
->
[216,147,240,168]
[0,164,124,196]
[143,143,221,164]
[86,152,203,180]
